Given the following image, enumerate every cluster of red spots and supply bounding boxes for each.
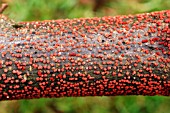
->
[0,10,169,100]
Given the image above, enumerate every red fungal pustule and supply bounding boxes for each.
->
[142,39,148,43]
[0,10,169,101]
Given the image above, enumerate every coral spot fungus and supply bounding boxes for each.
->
[0,10,169,100]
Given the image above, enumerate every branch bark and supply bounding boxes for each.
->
[0,3,8,14]
[0,10,169,101]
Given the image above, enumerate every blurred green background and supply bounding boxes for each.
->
[0,0,170,113]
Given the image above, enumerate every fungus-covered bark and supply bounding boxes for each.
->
[0,10,169,101]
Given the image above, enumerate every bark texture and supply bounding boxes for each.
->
[0,10,169,101]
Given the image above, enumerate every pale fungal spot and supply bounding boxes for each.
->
[29,66,32,71]
[24,74,27,80]
[8,66,12,71]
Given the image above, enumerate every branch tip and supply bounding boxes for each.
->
[0,3,8,14]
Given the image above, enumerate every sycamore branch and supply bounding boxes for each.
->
[0,10,169,101]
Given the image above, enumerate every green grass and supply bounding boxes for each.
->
[1,96,170,113]
[4,0,170,21]
[0,0,170,113]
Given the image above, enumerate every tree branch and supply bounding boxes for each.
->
[0,3,8,14]
[0,10,169,101]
